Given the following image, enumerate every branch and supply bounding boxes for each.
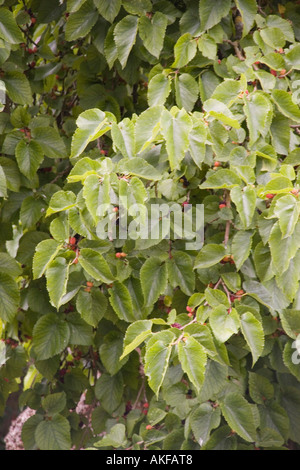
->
[223,39,245,61]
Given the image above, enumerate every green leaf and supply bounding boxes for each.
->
[93,0,121,23]
[21,414,44,450]
[79,248,115,283]
[0,164,7,198]
[0,253,21,278]
[67,0,87,13]
[197,34,217,60]
[135,105,163,154]
[178,336,207,392]
[65,0,97,41]
[230,186,256,229]
[122,0,152,16]
[35,414,71,450]
[117,157,162,181]
[269,221,300,275]
[108,281,135,322]
[204,98,240,129]
[172,33,197,68]
[120,320,153,360]
[199,0,231,31]
[0,272,19,322]
[31,127,67,159]
[76,288,107,327]
[210,305,240,343]
[32,239,62,279]
[232,230,253,271]
[71,108,110,159]
[99,331,128,375]
[46,257,70,309]
[20,196,46,229]
[262,176,293,196]
[114,15,138,68]
[279,309,300,340]
[286,44,300,70]
[111,118,135,159]
[0,7,24,44]
[234,0,257,37]
[66,313,93,346]
[204,287,230,309]
[145,340,173,397]
[147,73,172,107]
[211,79,245,107]
[194,244,226,269]
[95,372,124,414]
[240,312,264,366]
[46,190,76,217]
[138,12,168,58]
[248,372,274,404]
[15,140,44,180]
[140,257,168,306]
[175,73,199,113]
[253,241,274,282]
[200,169,242,189]
[274,194,300,239]
[94,423,127,448]
[160,107,193,171]
[167,251,195,296]
[3,71,32,105]
[272,89,300,124]
[41,392,67,417]
[260,27,286,50]
[220,393,257,442]
[244,92,273,146]
[190,403,221,446]
[32,313,70,360]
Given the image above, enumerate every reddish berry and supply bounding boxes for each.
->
[186,306,194,313]
[86,281,93,287]
[143,402,149,409]
[265,193,275,199]
[146,425,153,430]
[280,69,286,76]
[254,61,260,65]
[270,69,277,76]
[112,207,119,212]
[115,253,122,258]
[214,161,221,167]
[236,289,244,296]
[171,323,182,329]
[219,203,226,209]
[31,17,36,25]
[187,312,193,318]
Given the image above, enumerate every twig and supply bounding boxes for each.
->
[49,165,71,184]
[223,39,245,61]
[221,279,232,306]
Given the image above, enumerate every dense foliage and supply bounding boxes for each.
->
[1,0,300,451]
